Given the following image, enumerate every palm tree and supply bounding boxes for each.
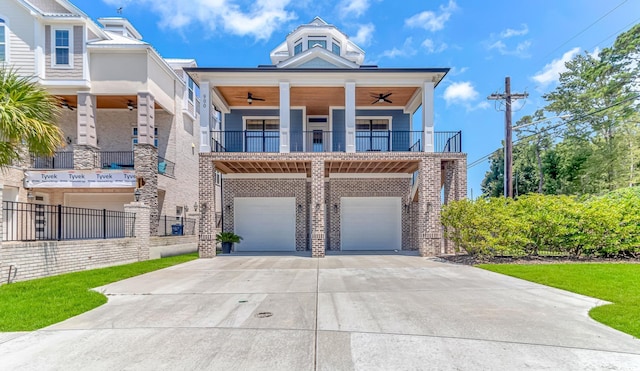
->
[0,67,63,168]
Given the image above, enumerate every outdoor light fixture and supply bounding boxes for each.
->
[134,188,141,202]
[184,204,189,213]
[226,205,231,211]
[127,100,136,111]
[66,136,73,145]
[26,191,35,201]
[297,204,303,213]
[333,204,338,212]
[193,202,198,212]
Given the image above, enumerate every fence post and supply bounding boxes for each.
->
[57,204,62,241]
[103,209,107,239]
[124,201,151,261]
[181,216,184,236]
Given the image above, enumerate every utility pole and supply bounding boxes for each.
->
[487,77,527,198]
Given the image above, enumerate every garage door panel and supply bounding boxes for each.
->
[234,197,296,252]
[341,197,401,251]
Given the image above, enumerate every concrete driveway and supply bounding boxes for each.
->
[0,255,639,370]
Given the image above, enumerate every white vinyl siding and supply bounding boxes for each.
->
[0,2,36,73]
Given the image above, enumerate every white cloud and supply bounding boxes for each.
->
[444,81,478,103]
[351,24,375,47]
[405,0,458,32]
[532,47,581,88]
[338,0,372,18]
[380,37,416,59]
[421,38,447,53]
[499,24,528,38]
[102,0,296,41]
[449,66,468,76]
[488,40,532,58]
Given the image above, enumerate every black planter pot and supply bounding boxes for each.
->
[221,242,232,254]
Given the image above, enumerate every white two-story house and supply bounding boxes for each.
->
[191,17,467,258]
[0,0,200,237]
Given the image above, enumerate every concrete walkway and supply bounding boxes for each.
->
[0,255,639,370]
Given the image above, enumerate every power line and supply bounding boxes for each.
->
[468,93,640,169]
[540,0,629,61]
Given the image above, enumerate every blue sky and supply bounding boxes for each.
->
[74,0,640,197]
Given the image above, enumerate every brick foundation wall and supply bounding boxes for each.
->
[0,239,139,283]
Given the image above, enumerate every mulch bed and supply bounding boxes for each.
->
[436,254,640,265]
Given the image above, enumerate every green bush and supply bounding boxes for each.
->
[441,187,640,257]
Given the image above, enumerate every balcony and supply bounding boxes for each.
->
[210,130,462,153]
[30,152,74,169]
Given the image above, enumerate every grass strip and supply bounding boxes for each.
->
[478,263,640,338]
[0,253,198,332]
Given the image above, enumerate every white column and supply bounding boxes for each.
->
[345,82,356,153]
[422,81,435,152]
[76,92,97,147]
[137,92,155,146]
[199,81,212,152]
[279,81,291,153]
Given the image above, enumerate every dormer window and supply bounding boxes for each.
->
[308,37,326,50]
[332,42,341,56]
[294,42,302,55]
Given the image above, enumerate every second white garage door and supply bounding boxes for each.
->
[341,197,402,251]
[234,197,296,252]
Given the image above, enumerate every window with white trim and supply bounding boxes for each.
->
[244,118,280,152]
[331,41,340,56]
[308,37,326,50]
[294,42,302,55]
[187,77,195,103]
[53,28,72,67]
[355,119,390,152]
[0,19,6,63]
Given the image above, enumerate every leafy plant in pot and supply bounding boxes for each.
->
[215,232,242,254]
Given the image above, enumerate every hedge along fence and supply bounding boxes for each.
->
[441,187,640,258]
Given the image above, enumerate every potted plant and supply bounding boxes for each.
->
[215,231,242,254]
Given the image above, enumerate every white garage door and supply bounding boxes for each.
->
[341,197,401,251]
[234,197,296,252]
[65,193,134,211]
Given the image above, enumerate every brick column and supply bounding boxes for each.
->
[456,157,468,201]
[311,159,325,257]
[134,143,158,235]
[124,201,151,261]
[443,161,455,206]
[417,157,442,257]
[199,156,216,258]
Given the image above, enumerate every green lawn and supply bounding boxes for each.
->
[478,263,640,338]
[0,253,198,332]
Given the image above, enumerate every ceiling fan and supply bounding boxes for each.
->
[371,92,392,104]
[60,99,76,111]
[240,92,265,105]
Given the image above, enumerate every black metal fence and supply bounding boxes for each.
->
[157,157,175,177]
[211,130,461,153]
[2,201,135,241]
[101,151,135,169]
[158,215,196,237]
[31,151,74,169]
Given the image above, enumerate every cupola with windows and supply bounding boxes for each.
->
[269,17,365,68]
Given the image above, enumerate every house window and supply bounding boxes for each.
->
[244,118,279,152]
[308,38,326,50]
[187,77,194,103]
[53,28,72,67]
[0,19,6,63]
[132,127,158,149]
[355,119,390,152]
[332,42,340,56]
[294,42,302,55]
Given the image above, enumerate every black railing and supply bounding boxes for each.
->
[436,131,462,152]
[31,151,74,169]
[158,215,196,236]
[210,130,461,153]
[2,201,135,241]
[157,157,175,177]
[101,151,135,169]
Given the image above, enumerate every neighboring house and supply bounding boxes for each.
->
[0,0,200,236]
[191,17,467,258]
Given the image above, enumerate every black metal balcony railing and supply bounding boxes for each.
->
[31,152,74,169]
[211,130,461,153]
[101,151,134,169]
[157,156,175,177]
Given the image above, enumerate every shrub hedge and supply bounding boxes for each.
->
[441,187,640,257]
